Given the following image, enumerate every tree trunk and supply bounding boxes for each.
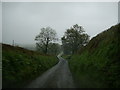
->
[45,38,49,54]
[45,44,48,54]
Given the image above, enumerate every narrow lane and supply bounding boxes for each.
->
[26,54,75,88]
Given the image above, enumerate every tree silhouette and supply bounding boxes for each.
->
[35,27,57,54]
[61,24,89,54]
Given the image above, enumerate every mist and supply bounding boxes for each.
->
[118,1,120,23]
[2,2,118,45]
[0,2,2,43]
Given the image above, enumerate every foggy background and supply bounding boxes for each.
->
[0,2,2,43]
[118,1,120,23]
[2,2,118,46]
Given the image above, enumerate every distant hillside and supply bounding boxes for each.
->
[69,24,120,88]
[18,44,36,51]
[2,44,58,88]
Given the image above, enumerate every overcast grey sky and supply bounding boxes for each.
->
[0,2,2,43]
[118,1,120,23]
[2,2,118,45]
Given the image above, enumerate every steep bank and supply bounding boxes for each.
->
[2,44,58,88]
[69,24,120,88]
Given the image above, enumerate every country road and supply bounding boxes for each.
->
[26,53,75,88]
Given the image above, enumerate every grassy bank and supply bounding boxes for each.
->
[0,44,1,58]
[68,24,120,88]
[2,44,58,88]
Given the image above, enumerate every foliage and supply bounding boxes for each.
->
[61,24,89,54]
[2,44,58,88]
[47,43,61,55]
[35,27,57,54]
[68,24,120,88]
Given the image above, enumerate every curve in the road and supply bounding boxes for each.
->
[26,54,75,88]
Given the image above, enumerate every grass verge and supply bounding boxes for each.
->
[2,44,58,88]
[68,24,120,88]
